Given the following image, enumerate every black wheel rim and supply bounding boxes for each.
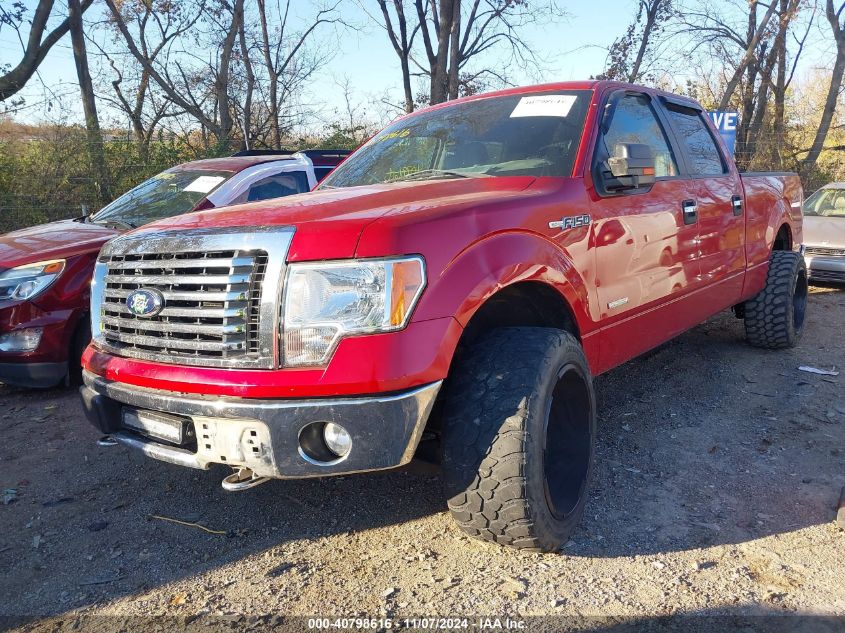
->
[543,364,592,520]
[793,267,808,333]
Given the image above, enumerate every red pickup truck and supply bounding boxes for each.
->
[80,81,806,552]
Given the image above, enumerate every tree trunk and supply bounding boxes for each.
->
[0,0,93,101]
[430,0,455,104]
[68,0,110,203]
[717,0,778,111]
[257,0,281,148]
[378,0,415,113]
[447,1,461,100]
[802,0,845,172]
[133,69,151,162]
[237,2,254,150]
[628,0,662,83]
[215,0,243,149]
[772,0,794,168]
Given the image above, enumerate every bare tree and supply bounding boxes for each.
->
[92,1,199,160]
[604,0,676,83]
[371,0,563,110]
[376,0,418,112]
[103,0,247,145]
[255,0,344,149]
[0,0,94,101]
[237,2,256,150]
[681,0,779,110]
[416,0,564,104]
[801,0,845,171]
[68,0,110,202]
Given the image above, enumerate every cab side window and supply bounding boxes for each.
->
[665,105,727,176]
[230,171,311,205]
[603,94,678,177]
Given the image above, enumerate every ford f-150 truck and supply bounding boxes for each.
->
[80,81,806,552]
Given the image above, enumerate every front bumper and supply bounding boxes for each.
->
[0,361,67,388]
[80,370,442,478]
[805,254,845,283]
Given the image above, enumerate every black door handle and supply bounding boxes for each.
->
[731,195,743,216]
[682,199,698,225]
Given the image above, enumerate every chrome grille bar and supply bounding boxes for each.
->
[91,227,295,369]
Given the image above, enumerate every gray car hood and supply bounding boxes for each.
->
[803,215,845,248]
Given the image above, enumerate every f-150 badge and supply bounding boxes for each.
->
[549,214,591,231]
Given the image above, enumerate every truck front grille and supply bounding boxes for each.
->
[101,250,266,364]
[92,228,295,369]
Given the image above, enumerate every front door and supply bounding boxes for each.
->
[589,92,701,369]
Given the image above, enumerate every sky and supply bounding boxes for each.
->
[0,0,835,131]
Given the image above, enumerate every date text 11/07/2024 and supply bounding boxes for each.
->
[306,617,526,630]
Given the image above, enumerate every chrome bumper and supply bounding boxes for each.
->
[805,253,845,282]
[80,370,442,478]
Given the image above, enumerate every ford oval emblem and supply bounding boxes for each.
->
[126,288,164,318]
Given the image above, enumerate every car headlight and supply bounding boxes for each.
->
[0,260,66,301]
[283,256,425,366]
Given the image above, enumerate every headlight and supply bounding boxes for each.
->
[0,260,66,301]
[283,256,425,366]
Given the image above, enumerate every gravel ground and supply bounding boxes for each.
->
[1,286,843,629]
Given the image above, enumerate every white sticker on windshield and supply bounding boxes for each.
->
[183,175,226,193]
[510,95,576,118]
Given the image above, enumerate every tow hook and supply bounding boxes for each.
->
[221,467,271,492]
[97,436,118,447]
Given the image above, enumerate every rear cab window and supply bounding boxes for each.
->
[664,104,728,176]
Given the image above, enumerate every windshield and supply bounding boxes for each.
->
[321,90,592,188]
[803,187,845,218]
[92,169,232,228]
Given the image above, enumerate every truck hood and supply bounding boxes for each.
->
[133,176,537,260]
[0,219,119,270]
[803,215,845,249]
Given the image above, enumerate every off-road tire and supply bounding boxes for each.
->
[441,327,596,552]
[744,250,808,349]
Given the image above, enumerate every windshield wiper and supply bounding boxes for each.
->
[388,169,487,183]
[95,218,137,230]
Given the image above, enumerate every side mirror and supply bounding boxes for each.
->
[603,143,656,191]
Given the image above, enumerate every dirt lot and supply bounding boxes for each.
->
[1,286,843,628]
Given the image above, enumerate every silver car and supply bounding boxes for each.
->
[803,182,845,283]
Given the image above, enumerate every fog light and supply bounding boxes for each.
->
[0,328,43,352]
[323,422,352,458]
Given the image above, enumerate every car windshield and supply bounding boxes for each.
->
[803,187,845,218]
[321,90,592,188]
[91,169,232,228]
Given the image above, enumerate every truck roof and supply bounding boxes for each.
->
[175,150,350,173]
[174,155,298,173]
[408,80,702,118]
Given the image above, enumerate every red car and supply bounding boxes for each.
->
[0,150,349,388]
[80,82,806,551]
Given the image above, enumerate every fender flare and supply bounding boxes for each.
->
[413,230,593,334]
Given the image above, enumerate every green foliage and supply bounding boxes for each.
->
[0,130,227,233]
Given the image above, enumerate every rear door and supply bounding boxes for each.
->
[589,91,701,368]
[661,100,746,308]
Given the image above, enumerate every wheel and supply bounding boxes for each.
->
[68,318,91,386]
[744,250,808,349]
[441,327,596,552]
